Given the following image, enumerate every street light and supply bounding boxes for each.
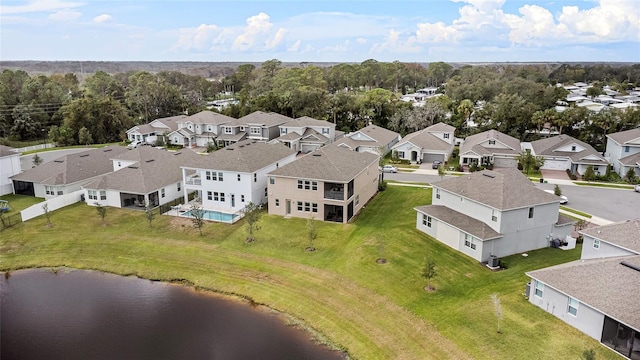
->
[41,128,46,148]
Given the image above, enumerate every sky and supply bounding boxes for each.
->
[1,0,639,63]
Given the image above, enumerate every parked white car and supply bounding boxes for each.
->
[382,165,398,173]
[544,190,568,204]
[635,184,640,193]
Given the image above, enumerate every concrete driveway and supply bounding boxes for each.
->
[540,169,571,180]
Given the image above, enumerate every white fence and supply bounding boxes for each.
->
[21,190,84,222]
[11,143,55,153]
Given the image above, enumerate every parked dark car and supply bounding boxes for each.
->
[432,160,442,169]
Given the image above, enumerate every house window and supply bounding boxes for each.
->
[241,195,245,202]
[398,151,404,158]
[528,207,534,219]
[100,191,106,200]
[304,180,311,190]
[280,128,287,135]
[88,190,97,200]
[213,192,219,201]
[322,127,329,135]
[250,127,261,135]
[444,133,450,139]
[568,297,578,316]
[177,182,181,192]
[488,140,496,145]
[535,281,544,298]
[161,188,165,198]
[436,189,440,199]
[207,191,213,200]
[297,201,303,211]
[624,146,630,153]
[218,172,223,181]
[275,199,280,206]
[304,202,310,212]
[224,127,232,134]
[297,180,303,189]
[492,210,497,222]
[355,194,360,206]
[422,214,432,228]
[312,181,317,191]
[264,187,267,197]
[269,177,275,185]
[220,193,225,202]
[464,234,477,250]
[237,174,241,181]
[206,171,212,180]
[254,173,257,183]
[312,203,318,213]
[571,145,576,151]
[240,126,245,131]
[593,239,600,250]
[45,185,54,195]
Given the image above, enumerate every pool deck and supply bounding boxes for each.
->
[164,200,244,224]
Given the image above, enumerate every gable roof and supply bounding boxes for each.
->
[185,110,235,125]
[127,115,187,135]
[236,111,292,127]
[424,122,456,133]
[394,128,452,152]
[415,205,503,240]
[10,146,128,185]
[268,145,379,182]
[530,135,606,165]
[606,128,640,146]
[283,116,335,128]
[433,168,560,210]
[184,139,295,173]
[460,130,521,156]
[619,152,640,166]
[580,219,640,254]
[527,255,640,330]
[336,125,400,149]
[0,145,19,157]
[84,147,203,194]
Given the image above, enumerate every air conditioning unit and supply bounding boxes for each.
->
[488,255,499,268]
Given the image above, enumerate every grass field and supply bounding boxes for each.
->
[0,187,617,359]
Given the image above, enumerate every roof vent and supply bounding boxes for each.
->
[54,160,64,163]
[174,152,181,155]
[483,173,495,178]
[239,145,244,148]
[103,149,112,152]
[226,148,234,151]
[79,154,89,157]
[312,153,322,157]
[128,166,138,169]
[621,261,640,273]
[145,159,155,163]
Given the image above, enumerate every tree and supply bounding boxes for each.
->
[581,348,596,360]
[625,167,638,183]
[144,203,155,228]
[421,258,437,291]
[32,153,43,167]
[189,203,205,236]
[42,203,52,227]
[516,151,544,176]
[306,216,318,251]
[553,184,562,196]
[242,202,262,242]
[438,164,446,180]
[95,202,107,225]
[78,126,93,145]
[490,293,503,333]
[583,165,596,181]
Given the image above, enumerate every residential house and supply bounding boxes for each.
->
[272,116,338,153]
[415,168,573,263]
[391,122,455,163]
[529,135,608,175]
[527,219,640,359]
[216,111,292,147]
[267,145,379,224]
[126,115,187,145]
[605,128,640,178]
[459,129,522,168]
[334,124,401,156]
[167,110,235,148]
[0,145,21,196]
[181,140,297,218]
[82,146,202,209]
[10,146,128,198]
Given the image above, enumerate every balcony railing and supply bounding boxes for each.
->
[185,177,201,185]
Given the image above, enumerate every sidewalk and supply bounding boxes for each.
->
[559,209,614,226]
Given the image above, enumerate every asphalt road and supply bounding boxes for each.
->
[385,171,640,223]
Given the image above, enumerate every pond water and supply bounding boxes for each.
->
[0,269,345,360]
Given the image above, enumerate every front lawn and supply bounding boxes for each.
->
[0,187,616,359]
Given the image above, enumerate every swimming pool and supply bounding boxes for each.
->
[180,209,239,223]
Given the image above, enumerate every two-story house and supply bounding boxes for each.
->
[0,145,21,196]
[415,168,573,263]
[216,111,292,147]
[272,116,338,153]
[391,122,455,164]
[605,128,640,178]
[334,124,401,156]
[82,146,202,209]
[267,145,379,224]
[526,219,640,359]
[167,110,235,148]
[126,115,187,145]
[181,140,296,219]
[528,135,608,175]
[11,146,128,198]
[459,129,522,168]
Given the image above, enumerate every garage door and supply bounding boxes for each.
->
[422,153,444,163]
[493,157,518,168]
[541,159,568,170]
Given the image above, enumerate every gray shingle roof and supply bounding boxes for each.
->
[424,122,456,133]
[530,135,606,165]
[527,255,640,330]
[606,128,640,146]
[619,152,640,166]
[283,116,335,128]
[347,124,400,145]
[233,111,292,127]
[580,219,640,254]
[185,139,295,173]
[84,147,203,194]
[414,205,503,240]
[268,145,379,182]
[10,146,128,185]
[186,110,235,125]
[460,130,521,156]
[433,168,560,210]
[395,128,452,152]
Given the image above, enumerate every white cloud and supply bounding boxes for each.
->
[174,23,221,51]
[93,14,112,23]
[287,39,301,52]
[319,40,350,53]
[265,27,288,49]
[48,8,81,21]
[0,0,83,15]
[232,12,274,51]
[356,37,367,45]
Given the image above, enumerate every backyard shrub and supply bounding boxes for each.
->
[378,181,388,191]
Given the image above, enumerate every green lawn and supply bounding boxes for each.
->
[0,187,616,359]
